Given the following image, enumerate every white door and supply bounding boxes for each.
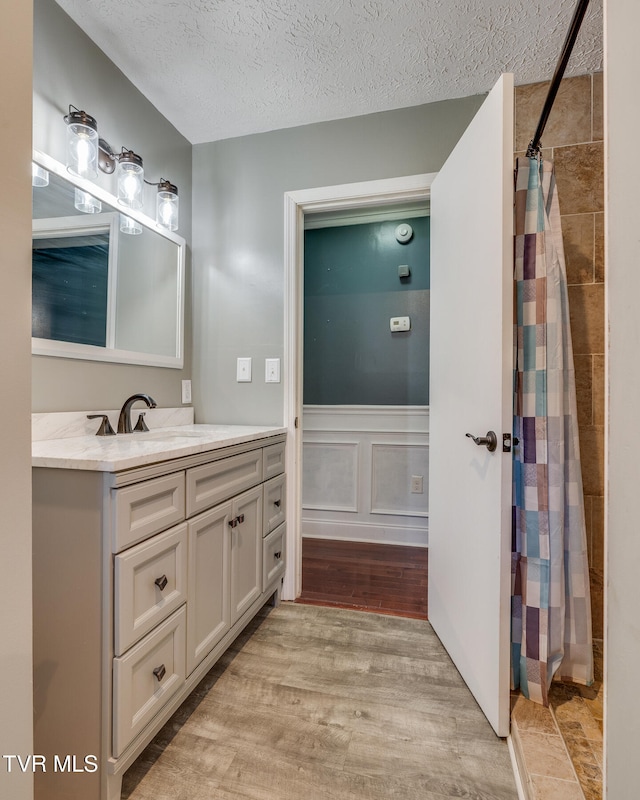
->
[428,74,514,737]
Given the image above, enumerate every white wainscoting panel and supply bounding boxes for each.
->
[302,406,429,547]
[371,443,429,516]
[302,441,359,512]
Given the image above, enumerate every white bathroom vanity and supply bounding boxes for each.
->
[32,411,286,800]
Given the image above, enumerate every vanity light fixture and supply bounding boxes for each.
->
[74,188,102,214]
[119,214,142,236]
[148,178,179,231]
[32,162,49,187]
[63,105,180,232]
[117,149,144,210]
[64,106,99,179]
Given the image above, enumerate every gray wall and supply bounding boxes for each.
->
[32,0,192,412]
[192,95,483,424]
[605,2,639,795]
[0,2,34,798]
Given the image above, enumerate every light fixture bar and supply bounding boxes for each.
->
[63,106,179,232]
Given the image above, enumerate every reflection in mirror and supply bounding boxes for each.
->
[31,151,185,368]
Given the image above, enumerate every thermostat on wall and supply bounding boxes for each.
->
[390,316,411,332]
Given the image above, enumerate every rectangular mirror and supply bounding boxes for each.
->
[31,150,185,368]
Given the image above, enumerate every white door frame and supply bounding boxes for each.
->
[282,173,436,601]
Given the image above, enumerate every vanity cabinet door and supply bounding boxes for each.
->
[186,501,232,675]
[230,485,263,625]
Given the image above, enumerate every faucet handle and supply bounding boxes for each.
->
[133,412,149,432]
[87,414,116,436]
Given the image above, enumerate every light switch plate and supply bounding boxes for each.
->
[265,358,280,383]
[181,379,192,403]
[237,357,252,382]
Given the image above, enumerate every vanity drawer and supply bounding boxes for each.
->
[186,449,263,517]
[112,472,185,552]
[263,522,286,589]
[263,474,286,535]
[114,524,188,656]
[263,441,285,480]
[113,606,186,758]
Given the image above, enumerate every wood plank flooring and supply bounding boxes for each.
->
[298,538,428,619]
[122,603,517,800]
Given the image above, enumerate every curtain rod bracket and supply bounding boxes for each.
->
[526,139,542,159]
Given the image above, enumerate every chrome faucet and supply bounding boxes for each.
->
[117,393,157,434]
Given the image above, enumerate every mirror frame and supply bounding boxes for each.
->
[32,149,186,369]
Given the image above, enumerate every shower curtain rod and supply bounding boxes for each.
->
[526,0,591,157]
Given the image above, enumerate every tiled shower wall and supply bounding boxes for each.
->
[515,73,605,639]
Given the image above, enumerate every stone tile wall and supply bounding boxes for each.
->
[515,73,605,639]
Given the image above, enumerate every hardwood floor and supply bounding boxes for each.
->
[298,538,428,619]
[122,603,517,800]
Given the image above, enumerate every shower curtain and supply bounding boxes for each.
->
[511,155,593,706]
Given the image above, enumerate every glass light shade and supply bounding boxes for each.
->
[120,214,142,235]
[156,186,179,231]
[74,188,102,214]
[66,119,98,179]
[32,163,49,187]
[117,159,144,210]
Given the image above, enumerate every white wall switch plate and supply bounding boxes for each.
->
[390,316,411,332]
[411,475,424,494]
[265,358,280,383]
[181,379,192,403]
[237,357,252,382]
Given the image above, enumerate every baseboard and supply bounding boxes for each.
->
[507,733,529,800]
[302,517,428,547]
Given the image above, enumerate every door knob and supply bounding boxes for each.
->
[465,431,498,452]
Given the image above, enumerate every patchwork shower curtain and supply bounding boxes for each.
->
[511,156,593,706]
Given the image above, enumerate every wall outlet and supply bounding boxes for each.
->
[410,475,424,494]
[265,358,280,383]
[181,379,192,403]
[237,357,252,382]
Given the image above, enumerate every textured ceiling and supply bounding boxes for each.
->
[53,0,603,145]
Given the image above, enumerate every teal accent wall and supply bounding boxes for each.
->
[304,217,430,405]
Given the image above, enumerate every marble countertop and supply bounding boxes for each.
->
[32,424,287,472]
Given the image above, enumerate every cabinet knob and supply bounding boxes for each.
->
[152,664,166,682]
[154,574,168,591]
[237,513,245,524]
[273,499,281,508]
[228,518,238,528]
[274,551,282,560]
